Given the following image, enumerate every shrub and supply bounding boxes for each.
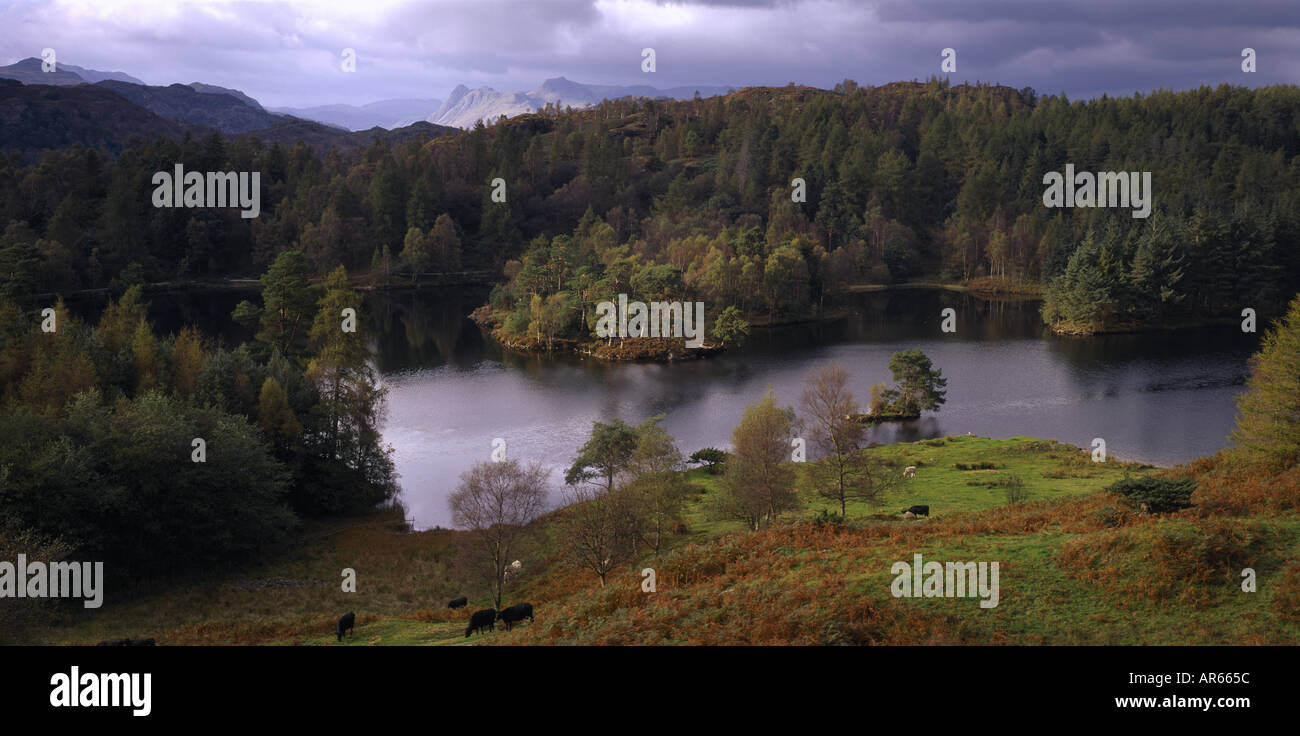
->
[1090,504,1129,528]
[955,461,998,470]
[1110,476,1196,513]
[1149,519,1266,589]
[812,509,843,526]
[1000,475,1029,504]
[502,306,531,337]
[1188,457,1300,515]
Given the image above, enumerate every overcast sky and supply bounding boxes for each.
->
[1,0,1296,108]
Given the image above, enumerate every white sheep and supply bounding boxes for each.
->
[903,466,917,479]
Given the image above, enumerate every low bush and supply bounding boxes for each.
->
[1109,476,1196,513]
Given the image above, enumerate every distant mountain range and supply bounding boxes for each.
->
[0,59,460,160]
[0,57,734,157]
[0,57,144,86]
[0,58,281,132]
[428,76,733,129]
[269,99,444,131]
[271,77,733,131]
[189,82,264,111]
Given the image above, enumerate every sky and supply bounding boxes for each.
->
[0,0,1296,108]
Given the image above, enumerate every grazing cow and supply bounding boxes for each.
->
[448,596,468,609]
[903,511,916,520]
[336,611,355,642]
[901,505,930,518]
[496,602,535,631]
[465,609,496,637]
[903,466,917,479]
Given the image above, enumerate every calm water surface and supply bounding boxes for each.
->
[368,288,1259,529]
[76,287,1260,529]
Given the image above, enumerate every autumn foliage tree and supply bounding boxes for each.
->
[1229,294,1300,473]
[624,415,688,554]
[449,459,549,609]
[717,389,799,530]
[798,363,897,516]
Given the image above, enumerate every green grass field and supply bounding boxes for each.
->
[679,435,1148,533]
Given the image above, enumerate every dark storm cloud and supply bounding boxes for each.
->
[0,0,1293,108]
[874,0,1296,27]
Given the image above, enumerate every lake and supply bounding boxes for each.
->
[79,286,1262,529]
[367,287,1260,529]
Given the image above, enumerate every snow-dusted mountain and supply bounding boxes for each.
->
[429,77,732,129]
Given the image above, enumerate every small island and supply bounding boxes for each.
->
[847,349,948,423]
[471,301,751,362]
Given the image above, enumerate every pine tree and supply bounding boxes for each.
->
[1127,216,1185,322]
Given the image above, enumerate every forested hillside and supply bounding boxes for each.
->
[0,257,399,610]
[2,79,1298,335]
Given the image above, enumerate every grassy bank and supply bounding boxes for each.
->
[29,436,1300,646]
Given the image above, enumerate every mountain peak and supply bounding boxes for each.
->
[440,83,472,111]
[428,77,733,130]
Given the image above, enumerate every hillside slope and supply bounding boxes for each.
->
[32,436,1298,646]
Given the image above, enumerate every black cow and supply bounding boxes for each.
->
[901,505,930,518]
[336,611,355,642]
[448,596,468,609]
[496,603,534,631]
[465,608,496,637]
[130,638,156,646]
